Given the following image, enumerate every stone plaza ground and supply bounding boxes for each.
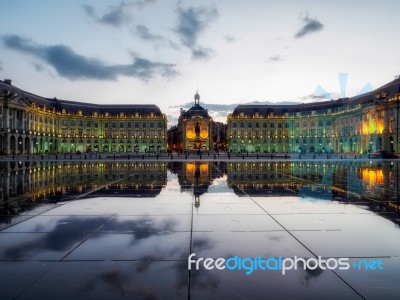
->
[0,158,399,299]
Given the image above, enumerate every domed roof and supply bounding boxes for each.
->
[181,104,209,119]
[179,91,210,121]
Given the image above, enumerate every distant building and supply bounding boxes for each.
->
[227,77,400,154]
[0,79,167,155]
[167,91,226,151]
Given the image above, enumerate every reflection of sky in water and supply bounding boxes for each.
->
[0,161,399,299]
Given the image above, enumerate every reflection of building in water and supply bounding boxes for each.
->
[168,162,225,207]
[332,162,399,202]
[226,162,334,199]
[0,162,167,221]
[226,161,400,203]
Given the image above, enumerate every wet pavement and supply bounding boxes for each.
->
[0,161,400,299]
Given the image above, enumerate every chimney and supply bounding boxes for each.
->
[4,79,12,85]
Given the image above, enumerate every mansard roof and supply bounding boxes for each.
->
[0,80,163,117]
[231,77,400,117]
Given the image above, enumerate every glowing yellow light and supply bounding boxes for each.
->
[186,129,195,139]
[200,129,208,139]
[186,163,195,174]
[200,163,208,173]
[361,168,384,189]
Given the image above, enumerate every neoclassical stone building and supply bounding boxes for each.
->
[0,79,167,155]
[227,77,400,154]
[2,76,400,155]
[167,91,226,151]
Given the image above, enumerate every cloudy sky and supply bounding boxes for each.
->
[1,0,400,125]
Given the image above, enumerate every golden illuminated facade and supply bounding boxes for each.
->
[226,161,399,204]
[0,161,167,210]
[168,92,226,151]
[1,161,398,219]
[227,78,400,154]
[0,80,167,155]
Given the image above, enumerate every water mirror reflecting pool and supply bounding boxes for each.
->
[1,161,400,299]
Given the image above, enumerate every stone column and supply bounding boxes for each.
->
[382,107,390,151]
[3,103,10,155]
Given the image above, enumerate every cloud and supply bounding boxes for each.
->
[268,55,283,62]
[82,4,95,17]
[174,5,218,59]
[32,63,45,72]
[100,4,131,27]
[135,25,180,50]
[130,0,157,10]
[294,12,324,38]
[191,46,213,60]
[300,93,336,102]
[167,102,236,124]
[136,25,163,41]
[83,1,157,27]
[3,35,178,81]
[167,100,303,125]
[224,35,236,43]
[0,60,3,71]
[167,114,179,127]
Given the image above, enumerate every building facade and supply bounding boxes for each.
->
[2,77,400,156]
[227,77,400,154]
[0,80,167,155]
[167,92,226,151]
